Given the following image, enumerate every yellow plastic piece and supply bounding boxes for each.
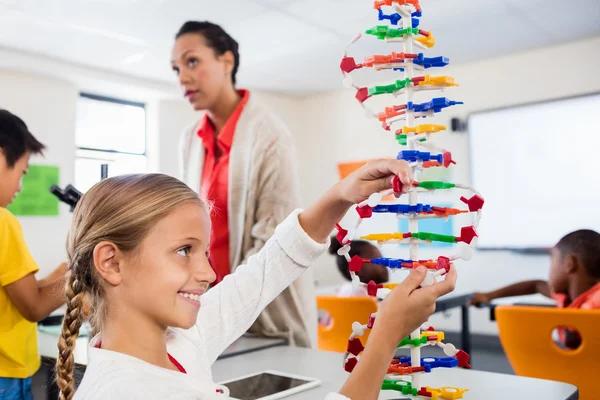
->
[425,386,468,400]
[415,34,436,48]
[360,233,407,241]
[382,283,399,290]
[496,306,600,400]
[421,330,445,342]
[418,75,459,87]
[316,296,377,352]
[401,124,447,134]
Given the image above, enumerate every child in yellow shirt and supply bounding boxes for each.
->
[0,109,68,399]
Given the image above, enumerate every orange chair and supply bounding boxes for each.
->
[317,296,378,353]
[496,305,600,400]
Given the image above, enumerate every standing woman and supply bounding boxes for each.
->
[172,21,316,347]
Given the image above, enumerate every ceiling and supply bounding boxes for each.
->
[0,0,599,96]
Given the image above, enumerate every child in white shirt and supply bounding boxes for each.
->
[56,159,456,400]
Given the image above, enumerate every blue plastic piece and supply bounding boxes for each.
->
[377,9,420,27]
[406,97,463,114]
[396,356,458,369]
[373,203,432,214]
[398,150,443,164]
[370,258,410,269]
[413,53,449,69]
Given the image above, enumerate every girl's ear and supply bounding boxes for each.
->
[92,241,122,286]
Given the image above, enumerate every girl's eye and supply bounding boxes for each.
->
[172,66,179,75]
[177,246,191,257]
[187,58,198,68]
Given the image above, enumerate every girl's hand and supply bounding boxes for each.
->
[467,292,492,307]
[337,159,413,205]
[373,265,457,348]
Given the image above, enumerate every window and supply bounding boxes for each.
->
[75,93,147,192]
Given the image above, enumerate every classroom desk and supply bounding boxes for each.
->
[212,346,579,400]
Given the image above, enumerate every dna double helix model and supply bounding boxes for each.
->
[334,1,485,398]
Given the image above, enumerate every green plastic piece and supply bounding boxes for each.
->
[417,181,456,189]
[368,78,412,96]
[397,335,427,348]
[396,135,426,146]
[412,231,457,243]
[366,25,419,40]
[381,380,418,395]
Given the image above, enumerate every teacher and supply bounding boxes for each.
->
[172,21,316,347]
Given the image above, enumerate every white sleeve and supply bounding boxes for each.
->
[195,209,328,363]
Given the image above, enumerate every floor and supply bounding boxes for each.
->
[31,338,513,400]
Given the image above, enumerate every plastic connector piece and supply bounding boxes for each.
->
[347,338,365,356]
[340,56,359,73]
[417,181,456,190]
[368,314,376,329]
[367,280,383,296]
[356,204,373,219]
[355,87,371,103]
[454,349,471,369]
[348,255,364,273]
[344,357,358,372]
[460,194,485,212]
[335,224,350,245]
[457,226,478,245]
[436,256,451,274]
[392,175,403,193]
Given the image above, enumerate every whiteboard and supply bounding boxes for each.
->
[468,93,600,249]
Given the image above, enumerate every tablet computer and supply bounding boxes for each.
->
[219,370,321,400]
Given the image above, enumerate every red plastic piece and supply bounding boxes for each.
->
[335,224,350,245]
[367,280,383,296]
[382,121,391,131]
[418,387,433,397]
[427,335,438,341]
[411,181,420,187]
[347,338,365,356]
[392,175,403,193]
[355,87,371,103]
[403,232,412,239]
[418,29,430,37]
[345,357,358,372]
[442,151,456,168]
[455,349,471,369]
[368,314,376,329]
[356,204,373,219]
[349,255,364,273]
[457,226,478,245]
[412,76,425,83]
[436,256,451,274]
[427,326,435,331]
[460,194,485,212]
[340,56,359,73]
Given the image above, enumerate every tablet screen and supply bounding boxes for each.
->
[222,372,313,400]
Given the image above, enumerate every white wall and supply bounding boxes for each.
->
[0,70,78,274]
[297,36,600,334]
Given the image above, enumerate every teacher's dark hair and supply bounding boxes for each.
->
[176,21,240,85]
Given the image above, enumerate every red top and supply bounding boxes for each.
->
[553,282,600,310]
[198,90,250,283]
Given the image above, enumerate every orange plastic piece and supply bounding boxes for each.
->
[415,34,436,48]
[378,106,406,121]
[374,0,421,11]
[417,75,458,87]
[421,207,468,216]
[496,306,599,400]
[401,260,438,269]
[422,161,441,168]
[317,296,377,353]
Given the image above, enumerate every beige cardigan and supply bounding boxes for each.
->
[178,93,317,347]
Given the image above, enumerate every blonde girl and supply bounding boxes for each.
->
[56,159,456,400]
